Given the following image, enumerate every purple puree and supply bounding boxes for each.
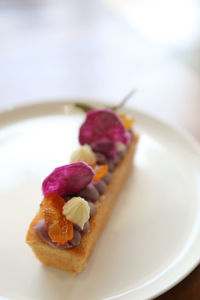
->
[107,147,127,170]
[91,139,117,161]
[95,152,107,165]
[93,180,107,195]
[114,153,121,165]
[33,221,81,249]
[118,149,126,158]
[107,161,115,172]
[102,172,112,183]
[74,220,90,233]
[78,183,99,202]
[88,201,95,217]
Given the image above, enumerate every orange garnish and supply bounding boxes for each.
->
[93,165,108,181]
[41,193,73,244]
[119,114,134,130]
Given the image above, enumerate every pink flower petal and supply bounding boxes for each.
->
[42,162,95,196]
[79,109,130,146]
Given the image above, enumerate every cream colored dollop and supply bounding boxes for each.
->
[70,145,96,165]
[62,197,90,230]
[117,142,126,152]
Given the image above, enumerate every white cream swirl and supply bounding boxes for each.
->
[70,145,96,165]
[62,197,90,230]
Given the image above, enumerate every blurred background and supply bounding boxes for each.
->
[0,0,200,138]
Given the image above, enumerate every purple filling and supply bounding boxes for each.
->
[91,139,117,160]
[95,142,127,171]
[82,221,90,233]
[63,195,71,202]
[88,201,95,217]
[102,172,112,183]
[107,161,115,172]
[114,153,121,165]
[93,180,107,195]
[118,149,126,159]
[74,220,90,233]
[67,230,81,247]
[114,147,127,165]
[33,221,81,249]
[95,152,107,165]
[107,146,127,170]
[78,183,100,202]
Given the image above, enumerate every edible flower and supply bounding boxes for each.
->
[79,109,130,160]
[42,162,95,196]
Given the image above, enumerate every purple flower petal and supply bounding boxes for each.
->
[79,109,130,146]
[42,162,95,196]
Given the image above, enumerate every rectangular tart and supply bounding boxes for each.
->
[26,134,138,275]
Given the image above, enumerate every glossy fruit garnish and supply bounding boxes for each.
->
[119,114,134,130]
[93,165,108,181]
[40,193,73,244]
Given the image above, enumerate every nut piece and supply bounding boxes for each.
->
[62,197,90,230]
[70,145,96,165]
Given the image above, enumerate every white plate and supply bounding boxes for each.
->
[0,101,200,300]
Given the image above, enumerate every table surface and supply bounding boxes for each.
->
[0,1,200,299]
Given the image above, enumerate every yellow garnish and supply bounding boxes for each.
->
[119,114,134,130]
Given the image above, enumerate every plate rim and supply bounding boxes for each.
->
[0,99,200,300]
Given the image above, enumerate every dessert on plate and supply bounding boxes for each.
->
[26,108,139,274]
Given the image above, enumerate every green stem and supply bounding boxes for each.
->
[110,89,137,111]
[73,89,137,112]
[74,103,95,112]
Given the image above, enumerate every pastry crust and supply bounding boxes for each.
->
[26,134,138,274]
